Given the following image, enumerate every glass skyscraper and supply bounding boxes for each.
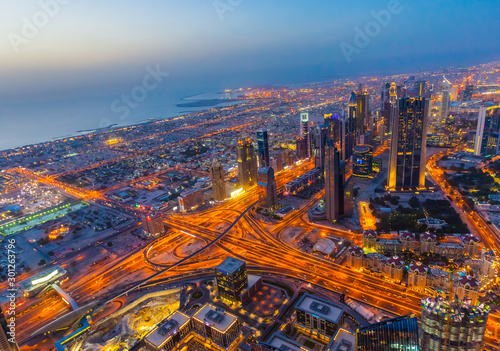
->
[257,129,270,168]
[356,314,419,351]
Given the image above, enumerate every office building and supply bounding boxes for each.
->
[356,84,371,135]
[142,214,165,236]
[388,97,429,191]
[314,124,329,170]
[342,92,357,160]
[381,82,391,108]
[257,129,270,168]
[475,106,500,156]
[324,114,341,144]
[441,77,451,119]
[144,311,192,351]
[414,80,426,97]
[294,294,346,343]
[356,314,419,351]
[353,145,373,177]
[192,304,241,349]
[210,158,226,201]
[325,144,346,221]
[300,113,312,158]
[296,138,308,161]
[420,296,489,351]
[178,188,204,212]
[258,167,278,210]
[0,309,19,351]
[237,139,258,190]
[462,84,474,102]
[215,257,248,304]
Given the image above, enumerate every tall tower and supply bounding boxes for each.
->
[300,113,312,158]
[325,143,345,221]
[314,124,329,171]
[0,309,19,351]
[388,97,429,191]
[356,84,370,134]
[414,80,426,97]
[342,91,357,160]
[475,106,500,156]
[237,139,258,190]
[441,77,451,119]
[389,82,398,105]
[257,167,278,210]
[256,129,270,168]
[210,158,226,201]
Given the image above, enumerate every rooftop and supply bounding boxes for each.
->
[216,257,246,274]
[193,304,238,332]
[295,294,345,324]
[267,333,312,351]
[145,311,190,348]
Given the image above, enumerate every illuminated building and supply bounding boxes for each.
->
[389,82,397,104]
[237,139,258,190]
[19,265,67,297]
[269,151,284,174]
[466,131,476,152]
[346,246,364,270]
[314,124,329,170]
[362,229,377,250]
[461,234,481,257]
[300,112,312,158]
[261,333,315,351]
[382,256,405,282]
[294,294,346,343]
[295,138,308,161]
[258,167,278,210]
[353,145,373,177]
[420,296,489,351]
[342,92,357,160]
[356,314,419,351]
[210,158,226,201]
[178,188,204,212]
[408,262,428,291]
[388,97,429,191]
[144,311,192,351]
[399,231,417,251]
[462,84,474,102]
[474,106,500,156]
[441,77,451,119]
[142,214,165,236]
[356,84,371,135]
[325,114,341,145]
[257,129,270,168]
[192,304,241,349]
[215,257,248,304]
[414,80,426,97]
[0,309,19,351]
[372,157,382,173]
[420,232,437,255]
[324,144,345,221]
[381,82,391,108]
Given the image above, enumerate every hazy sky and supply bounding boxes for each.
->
[0,0,499,148]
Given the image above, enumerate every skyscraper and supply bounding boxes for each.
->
[463,83,474,102]
[257,166,278,210]
[356,84,370,135]
[381,82,391,109]
[215,257,248,304]
[210,158,226,201]
[257,129,270,168]
[314,124,329,170]
[414,80,426,97]
[342,92,357,160]
[475,106,500,156]
[420,296,489,351]
[0,309,19,351]
[356,314,419,351]
[388,97,429,191]
[142,214,165,236]
[237,139,258,190]
[389,82,398,105]
[325,143,345,221]
[441,77,451,119]
[300,113,312,158]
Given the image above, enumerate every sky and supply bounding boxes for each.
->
[0,0,499,149]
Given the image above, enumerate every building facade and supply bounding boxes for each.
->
[215,257,248,304]
[237,139,258,190]
[257,167,278,210]
[257,129,270,168]
[210,158,226,201]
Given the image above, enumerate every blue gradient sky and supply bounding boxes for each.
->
[0,0,499,149]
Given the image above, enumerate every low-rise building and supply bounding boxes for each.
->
[346,246,364,271]
[382,256,405,282]
[408,262,428,291]
[362,229,377,250]
[399,231,418,252]
[144,311,192,351]
[461,234,481,257]
[435,243,464,260]
[417,217,446,230]
[376,239,402,256]
[192,304,241,349]
[454,275,480,304]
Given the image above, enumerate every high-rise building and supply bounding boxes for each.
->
[356,84,370,135]
[296,138,308,161]
[356,314,419,351]
[215,257,248,304]
[142,214,165,236]
[414,80,426,97]
[300,113,312,158]
[342,92,357,160]
[389,82,398,105]
[381,82,391,108]
[325,143,346,221]
[324,114,341,145]
[441,77,451,119]
[210,158,226,201]
[257,129,270,168]
[474,106,500,156]
[420,296,489,351]
[353,145,373,177]
[237,139,258,190]
[463,84,474,102]
[258,167,278,210]
[388,97,429,191]
[314,124,329,170]
[192,304,241,349]
[0,309,19,351]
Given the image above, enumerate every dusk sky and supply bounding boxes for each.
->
[0,0,499,149]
